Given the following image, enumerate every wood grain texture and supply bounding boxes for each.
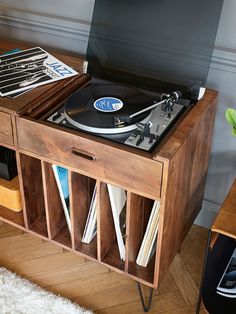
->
[155,94,218,285]
[126,193,155,283]
[42,162,68,239]
[0,222,208,314]
[0,176,22,211]
[212,179,236,239]
[0,111,13,146]
[70,172,97,258]
[99,183,120,266]
[0,41,85,115]
[16,117,163,199]
[0,205,24,226]
[19,154,47,237]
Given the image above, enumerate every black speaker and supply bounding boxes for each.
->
[0,147,17,181]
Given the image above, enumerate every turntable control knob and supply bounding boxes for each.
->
[167,112,172,118]
[52,111,62,121]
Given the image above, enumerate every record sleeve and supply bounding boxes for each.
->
[0,47,78,97]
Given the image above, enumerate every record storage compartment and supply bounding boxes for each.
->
[15,151,163,287]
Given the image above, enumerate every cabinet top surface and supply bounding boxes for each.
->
[0,40,84,115]
[212,179,236,239]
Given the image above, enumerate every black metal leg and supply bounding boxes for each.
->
[137,282,154,312]
[196,229,212,314]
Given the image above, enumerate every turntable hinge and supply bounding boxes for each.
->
[83,61,88,74]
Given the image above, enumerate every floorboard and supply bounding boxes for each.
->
[0,222,208,313]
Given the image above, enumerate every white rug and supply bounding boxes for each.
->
[0,267,93,314]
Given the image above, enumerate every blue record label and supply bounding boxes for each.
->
[94,97,123,112]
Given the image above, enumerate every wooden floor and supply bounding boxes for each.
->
[0,222,208,313]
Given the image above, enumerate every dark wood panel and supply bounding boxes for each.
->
[19,154,47,236]
[52,224,72,248]
[126,193,154,266]
[0,41,85,115]
[76,236,97,260]
[155,97,217,286]
[99,182,117,261]
[42,162,68,239]
[126,193,156,284]
[212,180,236,239]
[0,205,24,227]
[29,215,48,237]
[70,172,97,258]
[16,118,163,198]
[0,111,13,146]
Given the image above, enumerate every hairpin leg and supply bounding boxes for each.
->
[196,229,212,314]
[136,282,154,312]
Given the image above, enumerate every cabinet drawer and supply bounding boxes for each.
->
[0,111,13,146]
[16,118,163,198]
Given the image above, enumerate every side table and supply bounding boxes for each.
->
[196,179,236,314]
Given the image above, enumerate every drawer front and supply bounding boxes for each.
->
[0,111,13,146]
[17,118,163,198]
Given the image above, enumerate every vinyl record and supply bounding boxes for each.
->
[64,85,154,134]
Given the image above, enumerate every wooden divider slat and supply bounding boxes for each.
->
[70,171,97,258]
[99,182,116,261]
[19,154,47,237]
[15,151,28,229]
[41,162,65,239]
[126,192,156,284]
[41,162,71,247]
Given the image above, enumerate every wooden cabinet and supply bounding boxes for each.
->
[0,41,218,294]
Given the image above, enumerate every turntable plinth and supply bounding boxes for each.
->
[0,41,218,302]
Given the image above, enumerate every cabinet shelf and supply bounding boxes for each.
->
[29,214,48,237]
[0,204,25,227]
[128,256,156,285]
[76,236,97,259]
[70,172,97,257]
[102,243,125,271]
[52,224,72,248]
[20,154,48,237]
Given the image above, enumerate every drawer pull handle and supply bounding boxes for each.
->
[71,148,96,162]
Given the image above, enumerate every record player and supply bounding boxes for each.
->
[47,0,223,152]
[4,2,223,308]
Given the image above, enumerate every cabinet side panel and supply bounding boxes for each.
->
[0,111,13,146]
[156,96,217,283]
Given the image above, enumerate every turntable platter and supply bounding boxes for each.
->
[64,85,154,134]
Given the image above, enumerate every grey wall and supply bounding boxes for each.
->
[0,1,235,227]
[0,0,94,55]
[195,0,236,227]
